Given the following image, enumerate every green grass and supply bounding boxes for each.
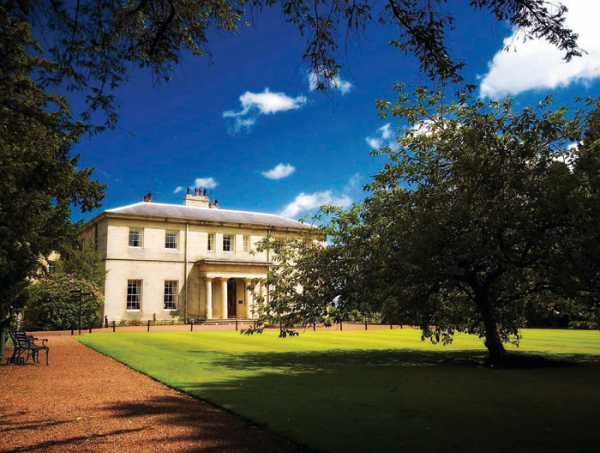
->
[79,329,600,452]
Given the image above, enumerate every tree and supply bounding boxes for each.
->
[248,227,329,337]
[56,239,107,290]
[0,11,104,337]
[322,87,600,365]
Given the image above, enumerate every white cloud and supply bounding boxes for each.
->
[230,117,256,133]
[262,163,296,180]
[366,137,382,148]
[345,173,361,192]
[308,72,354,95]
[280,190,352,219]
[480,0,600,98]
[223,88,307,133]
[366,123,394,149]
[194,177,218,189]
[174,177,218,194]
[379,123,392,140]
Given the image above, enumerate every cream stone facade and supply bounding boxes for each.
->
[82,191,310,322]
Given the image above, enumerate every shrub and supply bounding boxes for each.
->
[22,273,103,331]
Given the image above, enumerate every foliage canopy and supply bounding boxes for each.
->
[0,11,104,328]
[322,87,600,364]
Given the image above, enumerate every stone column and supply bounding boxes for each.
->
[221,279,228,319]
[260,283,266,306]
[245,279,253,319]
[205,278,213,320]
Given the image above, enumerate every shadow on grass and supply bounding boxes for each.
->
[174,349,600,453]
[196,348,600,372]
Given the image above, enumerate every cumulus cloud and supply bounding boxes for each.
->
[280,190,352,219]
[223,88,307,133]
[308,72,353,95]
[480,0,600,98]
[174,186,184,194]
[194,177,218,189]
[366,123,395,149]
[262,163,296,180]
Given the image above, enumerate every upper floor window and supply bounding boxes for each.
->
[207,233,215,252]
[165,230,178,249]
[129,228,143,248]
[243,235,250,253]
[164,281,178,310]
[223,234,234,252]
[127,280,142,310]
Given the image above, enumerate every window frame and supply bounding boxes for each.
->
[128,228,143,248]
[207,233,215,252]
[223,234,235,253]
[163,280,178,310]
[243,235,250,253]
[127,280,142,311]
[165,230,178,250]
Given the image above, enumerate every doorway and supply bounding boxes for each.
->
[227,278,237,318]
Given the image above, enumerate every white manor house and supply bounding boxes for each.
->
[82,189,310,323]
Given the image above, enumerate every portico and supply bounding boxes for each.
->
[197,259,270,320]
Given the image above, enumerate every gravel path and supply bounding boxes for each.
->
[1,334,301,452]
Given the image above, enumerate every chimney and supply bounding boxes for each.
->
[183,187,209,208]
[209,199,219,209]
[143,192,152,203]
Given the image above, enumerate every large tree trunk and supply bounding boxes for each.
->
[475,292,507,366]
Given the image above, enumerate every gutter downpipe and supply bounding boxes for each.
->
[266,228,271,306]
[184,222,189,323]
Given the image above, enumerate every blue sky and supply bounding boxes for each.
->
[72,0,600,222]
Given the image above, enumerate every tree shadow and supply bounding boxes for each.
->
[4,428,146,453]
[171,348,600,453]
[102,395,308,453]
[201,348,600,372]
[0,418,72,433]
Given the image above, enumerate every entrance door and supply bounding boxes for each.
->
[227,278,237,318]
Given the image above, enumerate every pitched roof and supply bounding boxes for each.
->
[103,202,311,230]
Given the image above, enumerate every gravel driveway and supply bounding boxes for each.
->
[1,333,302,452]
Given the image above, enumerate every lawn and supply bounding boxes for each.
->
[79,329,600,452]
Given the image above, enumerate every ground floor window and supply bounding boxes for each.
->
[164,280,178,310]
[127,280,142,310]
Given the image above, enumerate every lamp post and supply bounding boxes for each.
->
[70,289,92,335]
